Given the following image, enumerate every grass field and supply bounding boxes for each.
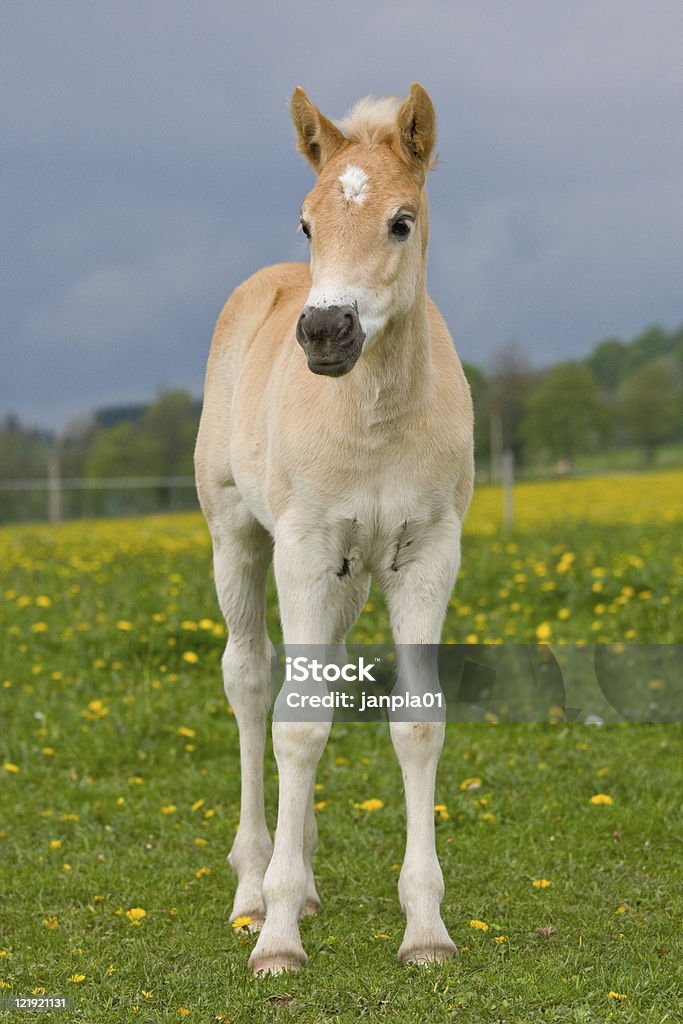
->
[1,471,681,1022]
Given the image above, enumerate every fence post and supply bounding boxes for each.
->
[47,453,62,523]
[502,449,515,531]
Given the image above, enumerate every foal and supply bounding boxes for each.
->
[194,83,474,975]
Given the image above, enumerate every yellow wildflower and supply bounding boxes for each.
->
[469,919,489,931]
[460,777,482,791]
[354,798,384,811]
[590,793,614,806]
[231,916,252,930]
[532,879,551,888]
[126,907,146,925]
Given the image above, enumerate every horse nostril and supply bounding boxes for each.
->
[336,313,354,344]
[295,310,309,346]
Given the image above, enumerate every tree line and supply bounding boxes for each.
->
[1,322,681,521]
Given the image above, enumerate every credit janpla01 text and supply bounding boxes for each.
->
[282,655,446,711]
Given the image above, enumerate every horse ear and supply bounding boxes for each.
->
[290,87,347,173]
[396,82,436,173]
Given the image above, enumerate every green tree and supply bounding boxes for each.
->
[520,363,608,468]
[462,362,489,461]
[618,356,682,466]
[487,342,536,469]
[586,337,628,393]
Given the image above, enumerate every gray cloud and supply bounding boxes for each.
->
[2,0,682,428]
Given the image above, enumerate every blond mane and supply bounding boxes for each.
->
[334,95,403,147]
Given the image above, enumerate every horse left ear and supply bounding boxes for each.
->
[291,87,348,173]
[396,82,436,173]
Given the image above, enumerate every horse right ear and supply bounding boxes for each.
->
[290,87,347,173]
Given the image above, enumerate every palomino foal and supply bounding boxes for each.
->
[194,83,474,975]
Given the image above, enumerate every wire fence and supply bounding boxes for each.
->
[0,474,199,524]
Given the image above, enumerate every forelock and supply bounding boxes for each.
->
[334,95,402,147]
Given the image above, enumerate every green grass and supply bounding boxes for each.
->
[1,474,682,1022]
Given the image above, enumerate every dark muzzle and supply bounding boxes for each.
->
[295,304,365,376]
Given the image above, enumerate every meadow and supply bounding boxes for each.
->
[1,471,681,1022]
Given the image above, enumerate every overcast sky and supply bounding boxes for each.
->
[2,1,682,430]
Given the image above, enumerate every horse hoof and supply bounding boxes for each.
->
[302,899,320,917]
[250,954,306,977]
[398,941,457,965]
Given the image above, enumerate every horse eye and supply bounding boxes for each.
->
[390,217,411,240]
[300,219,311,240]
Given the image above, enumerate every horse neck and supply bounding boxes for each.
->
[355,274,432,406]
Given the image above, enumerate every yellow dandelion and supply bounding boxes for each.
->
[481,812,497,823]
[231,916,252,930]
[469,919,489,931]
[49,840,62,850]
[590,793,614,806]
[608,991,627,1001]
[532,879,551,888]
[434,804,450,821]
[3,763,20,774]
[190,798,205,811]
[354,798,384,811]
[161,804,177,814]
[615,905,628,914]
[177,1010,190,1017]
[535,622,552,641]
[182,651,199,664]
[314,801,327,811]
[116,620,133,631]
[178,726,196,738]
[194,866,211,878]
[126,907,146,924]
[69,974,86,983]
[42,917,58,930]
[494,935,507,943]
[194,837,208,847]
[460,777,482,791]
[36,595,52,608]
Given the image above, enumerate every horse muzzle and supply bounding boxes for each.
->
[295,304,365,376]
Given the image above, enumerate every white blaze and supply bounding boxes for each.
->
[339,164,369,203]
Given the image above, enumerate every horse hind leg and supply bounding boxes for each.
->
[207,487,273,930]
